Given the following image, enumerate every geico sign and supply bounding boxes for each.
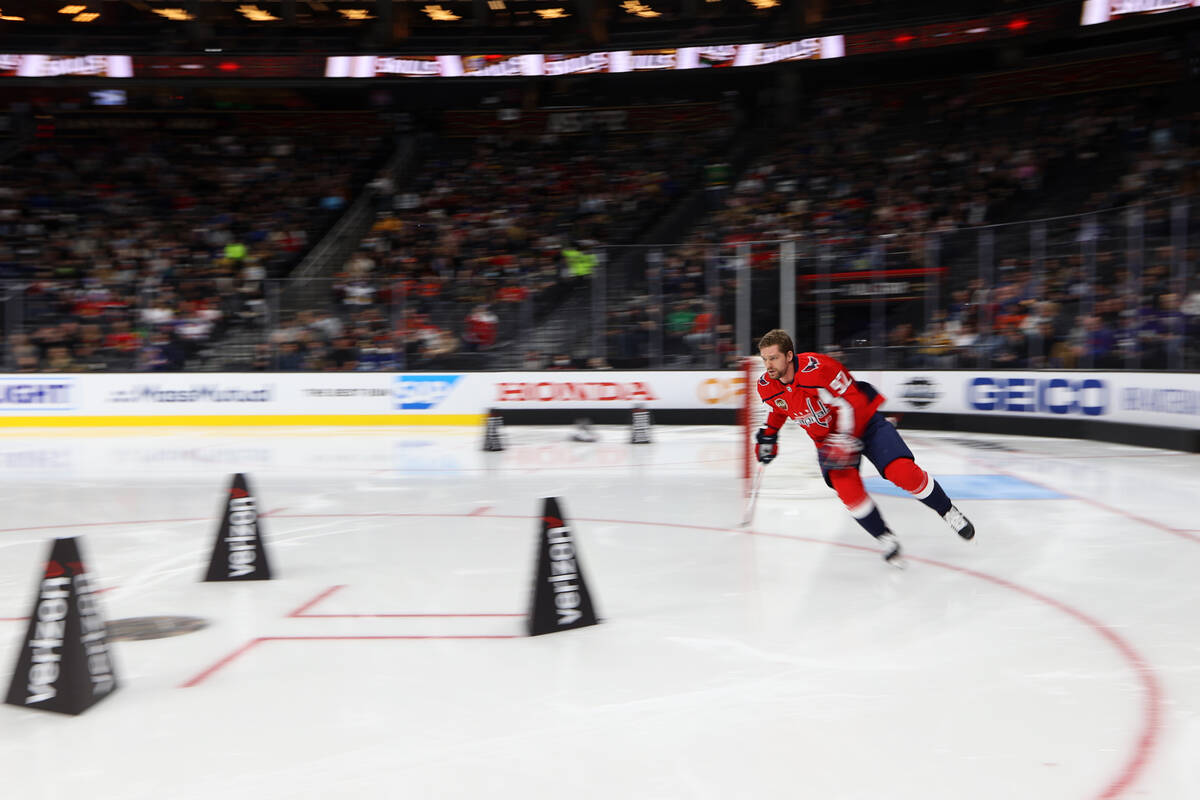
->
[967,377,1108,416]
[495,381,657,403]
[696,376,746,406]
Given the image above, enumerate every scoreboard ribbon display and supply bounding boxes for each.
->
[1081,0,1200,26]
[325,39,846,79]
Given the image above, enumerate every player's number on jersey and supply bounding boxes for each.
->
[829,370,851,395]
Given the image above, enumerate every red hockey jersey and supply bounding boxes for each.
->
[756,353,885,444]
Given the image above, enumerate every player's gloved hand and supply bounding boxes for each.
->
[755,429,778,464]
[820,432,862,470]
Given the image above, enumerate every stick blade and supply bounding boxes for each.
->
[739,464,765,528]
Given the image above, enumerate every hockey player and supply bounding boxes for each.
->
[753,329,974,565]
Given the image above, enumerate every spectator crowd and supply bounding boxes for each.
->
[0,111,387,371]
[1,61,1198,373]
[599,75,1200,370]
[309,122,734,369]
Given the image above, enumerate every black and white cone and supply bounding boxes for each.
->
[527,497,600,636]
[5,537,117,715]
[482,409,506,452]
[630,404,652,444]
[204,473,272,582]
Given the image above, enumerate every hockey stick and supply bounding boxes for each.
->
[740,462,766,528]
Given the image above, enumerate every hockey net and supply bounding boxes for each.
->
[740,357,822,499]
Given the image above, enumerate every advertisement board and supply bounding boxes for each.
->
[799,267,945,305]
[488,372,715,409]
[0,377,78,412]
[0,371,1196,432]
[0,372,745,426]
[875,371,1200,430]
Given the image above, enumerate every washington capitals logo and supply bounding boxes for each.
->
[793,397,832,428]
[801,356,820,373]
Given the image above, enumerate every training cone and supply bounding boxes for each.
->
[5,537,117,715]
[527,497,599,636]
[630,404,652,444]
[204,473,272,582]
[482,409,505,452]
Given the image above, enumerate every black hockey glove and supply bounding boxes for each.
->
[755,429,778,464]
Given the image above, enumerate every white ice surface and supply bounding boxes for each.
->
[0,424,1197,799]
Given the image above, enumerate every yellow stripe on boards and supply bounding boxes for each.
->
[0,414,486,428]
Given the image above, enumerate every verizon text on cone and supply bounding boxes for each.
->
[204,473,273,582]
[527,497,599,636]
[6,537,117,715]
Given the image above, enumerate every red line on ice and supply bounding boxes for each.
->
[286,584,346,617]
[179,512,1162,800]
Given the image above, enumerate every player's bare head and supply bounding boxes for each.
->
[758,329,795,380]
[757,329,794,359]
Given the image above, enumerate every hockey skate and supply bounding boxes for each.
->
[570,418,598,442]
[877,531,905,568]
[943,505,975,541]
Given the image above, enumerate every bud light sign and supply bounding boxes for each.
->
[393,375,461,410]
[967,377,1108,416]
[0,379,76,411]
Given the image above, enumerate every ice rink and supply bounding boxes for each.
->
[1,422,1198,799]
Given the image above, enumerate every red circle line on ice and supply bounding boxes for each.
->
[0,510,1161,799]
[177,511,1159,800]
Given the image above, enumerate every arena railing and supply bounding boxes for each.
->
[1,196,1195,374]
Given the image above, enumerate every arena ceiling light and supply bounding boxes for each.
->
[58,5,87,13]
[73,11,100,21]
[237,4,280,21]
[487,0,505,9]
[620,0,660,18]
[0,7,24,20]
[535,7,568,19]
[423,4,461,21]
[337,8,373,19]
[746,0,779,8]
[151,7,194,20]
